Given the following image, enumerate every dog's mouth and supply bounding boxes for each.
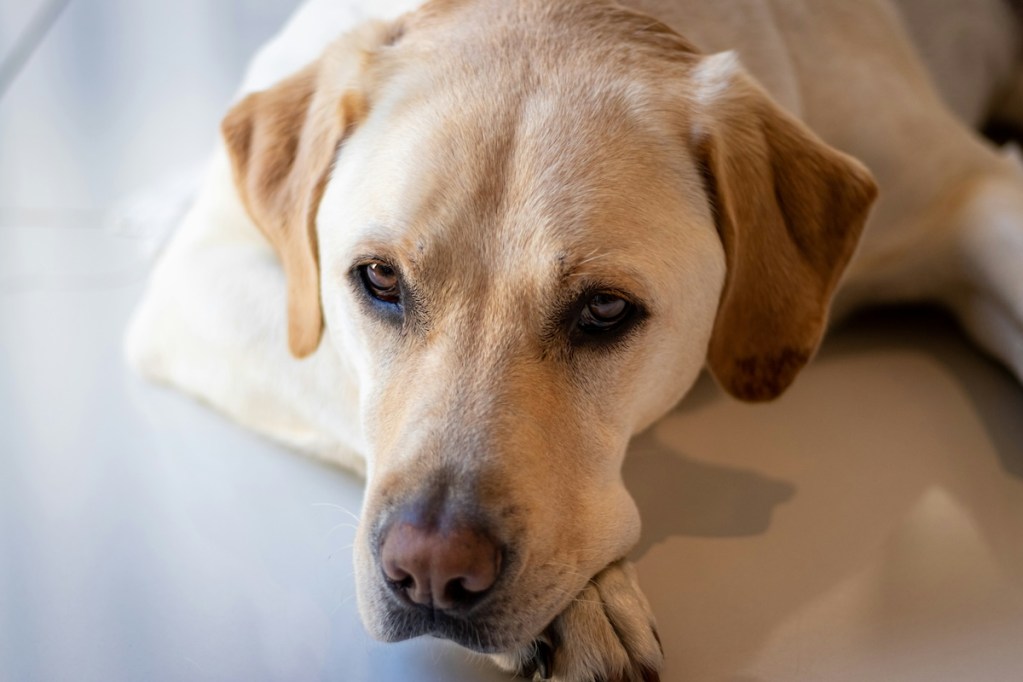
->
[377,599,513,652]
[379,601,559,680]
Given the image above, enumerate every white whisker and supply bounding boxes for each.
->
[311,502,362,523]
[330,592,357,615]
[324,522,360,540]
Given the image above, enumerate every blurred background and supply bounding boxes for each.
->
[0,0,293,211]
[2,2,1023,681]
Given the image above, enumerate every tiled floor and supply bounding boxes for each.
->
[3,2,1023,681]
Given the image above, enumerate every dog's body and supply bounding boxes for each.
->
[127,1,1023,679]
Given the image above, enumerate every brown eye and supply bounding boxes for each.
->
[361,262,401,304]
[578,293,631,332]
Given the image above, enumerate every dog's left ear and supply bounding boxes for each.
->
[690,53,878,401]
[221,22,394,358]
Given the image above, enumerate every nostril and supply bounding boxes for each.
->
[381,557,421,603]
[454,551,501,594]
[442,577,486,609]
[388,572,414,593]
[382,559,411,586]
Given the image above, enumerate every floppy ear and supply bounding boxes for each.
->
[221,22,392,357]
[691,53,878,401]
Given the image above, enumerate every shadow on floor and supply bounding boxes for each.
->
[624,425,795,559]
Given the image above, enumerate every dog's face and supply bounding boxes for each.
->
[222,0,875,654]
[318,23,726,647]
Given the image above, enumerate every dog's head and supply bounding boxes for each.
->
[221,0,875,653]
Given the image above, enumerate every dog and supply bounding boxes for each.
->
[126,0,1023,680]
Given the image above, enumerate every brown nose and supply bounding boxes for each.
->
[380,518,501,611]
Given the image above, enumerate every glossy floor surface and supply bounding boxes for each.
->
[3,2,1023,680]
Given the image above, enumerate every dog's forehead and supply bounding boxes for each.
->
[338,70,703,286]
[320,1,713,306]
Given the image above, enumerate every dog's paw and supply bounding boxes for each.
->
[491,560,663,682]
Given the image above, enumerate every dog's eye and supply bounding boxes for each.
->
[578,293,632,333]
[360,261,401,304]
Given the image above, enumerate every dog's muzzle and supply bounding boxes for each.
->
[371,490,514,651]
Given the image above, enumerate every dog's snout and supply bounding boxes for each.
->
[380,514,501,611]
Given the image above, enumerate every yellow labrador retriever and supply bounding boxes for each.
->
[128,0,1023,679]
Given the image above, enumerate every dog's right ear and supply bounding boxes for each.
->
[688,52,877,402]
[221,21,396,358]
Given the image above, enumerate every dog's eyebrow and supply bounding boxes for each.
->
[557,250,613,275]
[556,253,649,297]
[348,231,422,266]
[353,223,405,243]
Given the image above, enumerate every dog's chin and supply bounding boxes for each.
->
[361,586,553,654]
[374,604,525,653]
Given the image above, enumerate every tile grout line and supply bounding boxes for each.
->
[0,0,73,101]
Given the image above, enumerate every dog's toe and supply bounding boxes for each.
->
[491,560,662,682]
